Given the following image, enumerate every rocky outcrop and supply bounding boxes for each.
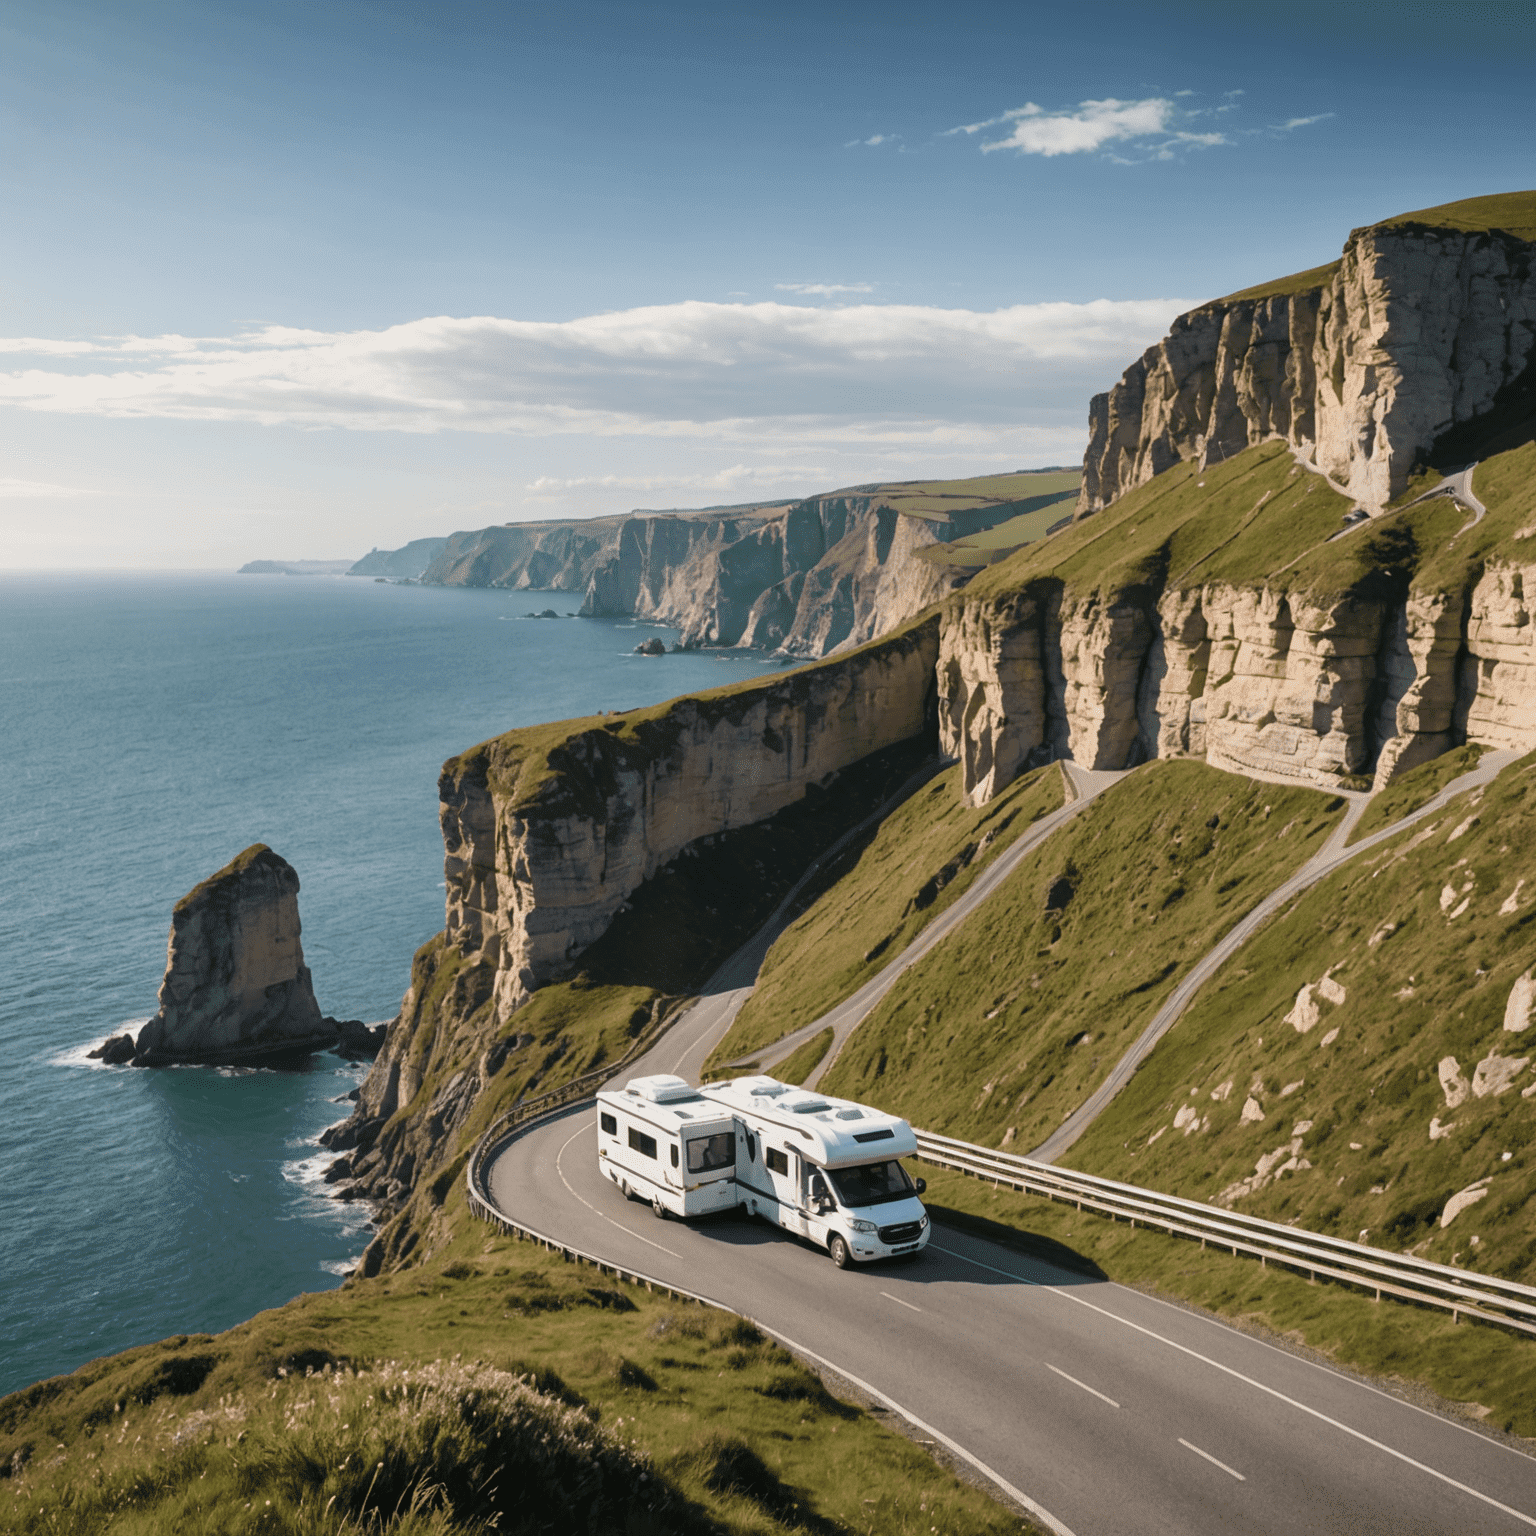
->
[131,845,335,1065]
[1081,195,1536,516]
[439,615,939,1023]
[941,543,1536,804]
[347,538,451,581]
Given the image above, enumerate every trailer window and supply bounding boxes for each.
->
[628,1127,658,1160]
[671,1144,679,1167]
[765,1147,789,1176]
[686,1133,734,1173]
[826,1160,914,1207]
[600,1112,617,1136]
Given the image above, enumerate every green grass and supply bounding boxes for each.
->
[1371,189,1536,243]
[1347,744,1486,845]
[707,764,1064,1071]
[0,1230,1035,1536]
[967,438,1536,621]
[818,761,1346,1149]
[1214,259,1342,307]
[776,1029,834,1085]
[1062,751,1536,1285]
[950,494,1078,549]
[918,1167,1536,1439]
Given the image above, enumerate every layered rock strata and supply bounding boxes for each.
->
[442,615,940,1022]
[941,551,1536,804]
[1081,198,1536,516]
[132,845,336,1064]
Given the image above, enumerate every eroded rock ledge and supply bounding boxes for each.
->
[1081,194,1536,516]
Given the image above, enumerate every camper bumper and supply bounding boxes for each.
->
[846,1212,930,1261]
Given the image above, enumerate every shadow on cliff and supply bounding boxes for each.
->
[576,736,938,999]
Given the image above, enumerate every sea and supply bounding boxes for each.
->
[0,571,783,1397]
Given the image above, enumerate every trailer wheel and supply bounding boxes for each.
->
[828,1235,851,1270]
[620,1179,631,1200]
[651,1195,667,1220]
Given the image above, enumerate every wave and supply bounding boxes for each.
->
[49,1019,150,1069]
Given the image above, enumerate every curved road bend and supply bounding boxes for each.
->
[490,1038,1536,1536]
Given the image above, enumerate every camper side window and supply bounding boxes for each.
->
[765,1147,789,1176]
[628,1127,658,1160]
[600,1113,617,1136]
[671,1144,679,1167]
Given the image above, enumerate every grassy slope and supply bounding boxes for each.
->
[1371,189,1536,242]
[706,764,1064,1070]
[0,1224,1032,1536]
[1347,743,1486,845]
[819,761,1346,1149]
[1067,752,1536,1283]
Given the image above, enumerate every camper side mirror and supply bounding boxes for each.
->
[914,1178,927,1195]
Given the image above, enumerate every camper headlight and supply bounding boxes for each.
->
[919,1215,929,1230]
[850,1219,878,1233]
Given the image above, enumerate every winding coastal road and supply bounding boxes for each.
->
[483,749,1536,1533]
[489,995,1536,1536]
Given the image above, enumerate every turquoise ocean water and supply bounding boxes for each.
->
[0,571,781,1396]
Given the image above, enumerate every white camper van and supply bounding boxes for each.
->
[701,1075,930,1268]
[595,1074,740,1219]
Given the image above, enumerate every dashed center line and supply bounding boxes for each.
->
[880,1290,922,1312]
[1180,1439,1246,1482]
[1046,1363,1119,1408]
[555,1120,682,1258]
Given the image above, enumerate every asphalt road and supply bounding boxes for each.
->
[488,996,1536,1536]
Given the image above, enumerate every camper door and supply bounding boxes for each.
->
[761,1139,800,1230]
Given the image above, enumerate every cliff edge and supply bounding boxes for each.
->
[1080,191,1536,517]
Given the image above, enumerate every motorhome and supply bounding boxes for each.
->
[594,1074,740,1219]
[701,1075,930,1269]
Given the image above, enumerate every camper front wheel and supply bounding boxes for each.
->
[652,1195,666,1220]
[828,1235,851,1270]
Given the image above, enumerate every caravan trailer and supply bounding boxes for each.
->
[700,1075,930,1268]
[595,1074,740,1219]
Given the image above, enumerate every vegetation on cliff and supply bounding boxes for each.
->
[707,762,1064,1071]
[817,761,1345,1148]
[0,1229,1031,1536]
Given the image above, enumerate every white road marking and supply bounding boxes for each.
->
[880,1290,922,1312]
[930,1242,1536,1529]
[554,1121,682,1258]
[1179,1438,1245,1481]
[1046,1363,1119,1408]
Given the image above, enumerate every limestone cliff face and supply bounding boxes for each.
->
[381,494,962,658]
[441,615,939,1021]
[581,494,963,655]
[133,845,331,1064]
[941,553,1536,805]
[1081,203,1536,516]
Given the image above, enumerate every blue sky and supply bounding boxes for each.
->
[3,0,1533,566]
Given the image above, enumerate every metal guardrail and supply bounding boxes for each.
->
[914,1131,1536,1338]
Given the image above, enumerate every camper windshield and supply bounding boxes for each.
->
[686,1132,734,1174]
[826,1160,915,1208]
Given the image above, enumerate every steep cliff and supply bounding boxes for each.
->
[132,845,333,1064]
[354,472,1068,658]
[943,440,1536,802]
[1080,191,1536,516]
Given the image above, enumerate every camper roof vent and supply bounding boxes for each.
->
[789,1099,831,1114]
[835,1108,864,1120]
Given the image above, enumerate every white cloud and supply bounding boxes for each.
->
[1276,113,1334,131]
[845,133,898,147]
[0,297,1190,447]
[774,281,875,296]
[0,477,93,497]
[525,463,829,498]
[980,98,1178,157]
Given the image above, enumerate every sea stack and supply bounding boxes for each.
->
[131,844,334,1065]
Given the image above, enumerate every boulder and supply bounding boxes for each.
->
[87,1033,137,1064]
[331,1018,388,1059]
[132,844,336,1065]
[633,636,666,655]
